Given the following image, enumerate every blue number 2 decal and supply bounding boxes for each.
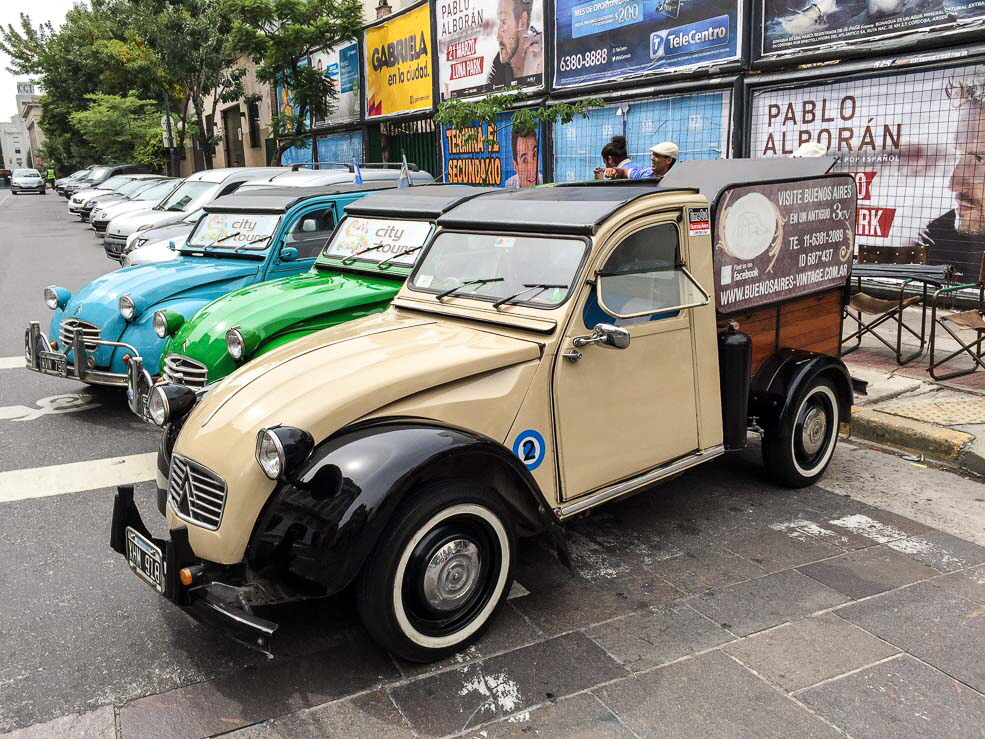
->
[512,430,546,471]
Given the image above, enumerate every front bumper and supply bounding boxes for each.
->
[110,485,278,652]
[126,355,157,420]
[25,321,138,387]
[104,233,128,260]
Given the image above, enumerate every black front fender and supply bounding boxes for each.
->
[246,420,559,595]
[749,349,853,433]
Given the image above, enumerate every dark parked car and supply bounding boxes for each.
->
[63,164,152,198]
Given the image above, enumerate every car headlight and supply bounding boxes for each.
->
[255,426,314,480]
[44,285,70,310]
[132,237,149,250]
[226,328,246,360]
[147,384,198,427]
[153,309,184,338]
[119,294,136,321]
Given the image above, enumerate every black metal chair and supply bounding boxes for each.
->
[928,254,985,380]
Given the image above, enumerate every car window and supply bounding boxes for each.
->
[283,207,335,259]
[157,181,214,211]
[322,216,433,267]
[89,166,113,181]
[135,180,177,201]
[596,223,708,320]
[411,232,586,308]
[99,176,129,190]
[117,178,156,196]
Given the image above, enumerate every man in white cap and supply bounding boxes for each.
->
[611,141,678,180]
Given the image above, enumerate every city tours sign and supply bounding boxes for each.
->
[553,0,741,89]
[364,2,434,119]
[714,177,856,313]
[441,113,544,187]
[760,0,985,59]
[436,0,546,100]
[749,62,985,280]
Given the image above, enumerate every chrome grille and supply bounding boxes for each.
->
[164,355,208,388]
[168,455,227,530]
[92,220,109,233]
[59,318,100,352]
[105,233,127,246]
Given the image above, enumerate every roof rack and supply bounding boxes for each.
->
[290,161,421,172]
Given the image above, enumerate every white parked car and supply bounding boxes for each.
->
[238,162,434,191]
[102,167,286,258]
[70,174,167,221]
[121,209,203,266]
[92,179,181,244]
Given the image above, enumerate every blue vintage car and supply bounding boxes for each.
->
[25,183,394,387]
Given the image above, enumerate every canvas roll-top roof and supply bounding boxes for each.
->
[436,184,695,235]
[205,183,397,214]
[344,185,499,219]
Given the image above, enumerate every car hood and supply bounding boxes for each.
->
[63,258,261,342]
[179,311,542,446]
[167,269,403,369]
[108,209,181,237]
[125,240,181,266]
[100,200,154,221]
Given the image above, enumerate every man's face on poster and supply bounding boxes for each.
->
[497,0,526,64]
[514,135,538,188]
[950,104,985,236]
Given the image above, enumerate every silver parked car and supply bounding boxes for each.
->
[11,168,46,194]
[119,208,203,266]
[92,179,180,245]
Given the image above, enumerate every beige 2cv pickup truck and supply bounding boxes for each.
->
[110,160,857,662]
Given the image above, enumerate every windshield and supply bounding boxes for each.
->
[410,232,586,308]
[137,179,178,202]
[98,175,130,190]
[186,212,280,250]
[13,169,39,177]
[116,178,156,197]
[181,208,205,224]
[89,166,114,182]
[322,217,433,268]
[156,180,214,212]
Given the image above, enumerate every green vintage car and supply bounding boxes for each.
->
[129,185,491,416]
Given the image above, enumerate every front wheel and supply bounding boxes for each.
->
[357,482,515,663]
[762,378,840,488]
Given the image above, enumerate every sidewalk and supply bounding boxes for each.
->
[841,304,985,477]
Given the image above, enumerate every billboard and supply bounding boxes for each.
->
[749,63,985,280]
[311,44,360,126]
[553,90,733,182]
[441,114,544,187]
[364,3,434,120]
[760,0,985,59]
[553,0,741,90]
[714,177,855,313]
[436,0,545,100]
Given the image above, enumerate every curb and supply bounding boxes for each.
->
[846,407,983,475]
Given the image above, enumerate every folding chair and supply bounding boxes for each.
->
[841,245,932,365]
[928,254,985,380]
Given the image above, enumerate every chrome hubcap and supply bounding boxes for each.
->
[422,539,481,612]
[801,405,828,456]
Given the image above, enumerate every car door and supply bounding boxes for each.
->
[265,204,337,280]
[552,216,711,499]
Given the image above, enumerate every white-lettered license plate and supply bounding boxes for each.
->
[126,527,165,593]
[38,351,67,377]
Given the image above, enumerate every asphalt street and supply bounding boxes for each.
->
[2,191,985,738]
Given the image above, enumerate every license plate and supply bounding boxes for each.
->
[126,527,165,593]
[38,351,67,377]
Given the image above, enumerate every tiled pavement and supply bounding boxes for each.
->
[7,448,985,739]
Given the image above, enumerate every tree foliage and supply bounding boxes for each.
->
[436,91,605,148]
[69,93,162,163]
[226,0,363,164]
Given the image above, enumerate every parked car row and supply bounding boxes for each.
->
[24,158,857,665]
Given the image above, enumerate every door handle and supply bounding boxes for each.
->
[562,350,582,362]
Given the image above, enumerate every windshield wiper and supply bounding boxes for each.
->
[202,231,243,249]
[377,245,423,270]
[234,234,271,253]
[435,277,504,302]
[492,283,569,310]
[341,241,389,265]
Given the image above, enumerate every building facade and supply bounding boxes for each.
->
[0,114,30,171]
[15,82,44,170]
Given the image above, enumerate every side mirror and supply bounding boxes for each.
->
[300,219,316,232]
[280,247,298,262]
[573,323,630,350]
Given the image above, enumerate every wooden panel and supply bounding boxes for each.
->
[717,288,844,376]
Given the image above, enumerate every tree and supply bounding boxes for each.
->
[226,0,363,165]
[69,93,162,165]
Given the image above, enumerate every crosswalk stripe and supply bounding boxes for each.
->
[0,356,26,369]
[0,453,158,503]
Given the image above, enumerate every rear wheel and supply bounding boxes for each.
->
[357,482,515,663]
[762,377,840,488]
